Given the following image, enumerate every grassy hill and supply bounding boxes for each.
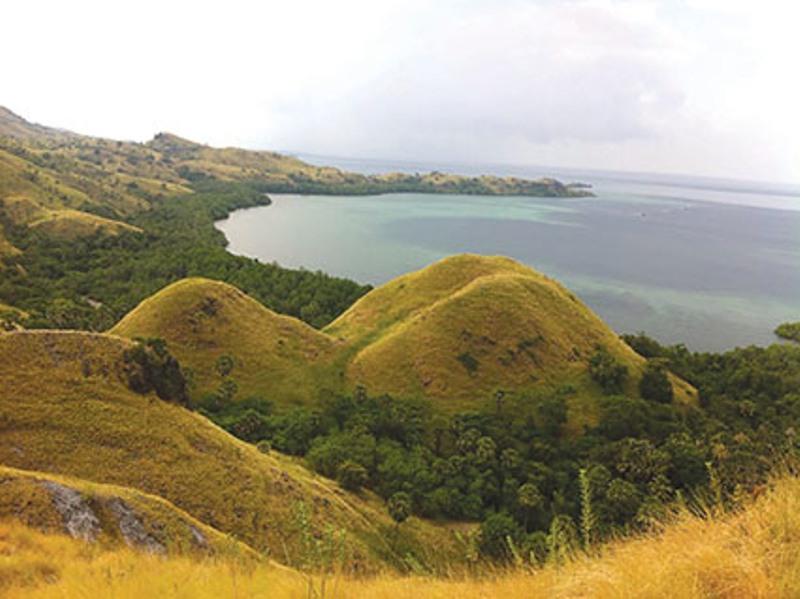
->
[111,278,341,405]
[112,255,695,421]
[330,255,695,415]
[2,471,798,597]
[0,330,460,571]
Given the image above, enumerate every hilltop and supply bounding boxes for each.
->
[112,255,695,417]
[111,277,340,405]
[0,330,461,571]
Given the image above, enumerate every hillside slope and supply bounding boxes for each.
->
[0,330,458,571]
[0,466,251,557]
[3,473,799,597]
[110,278,341,403]
[329,255,697,413]
[112,255,694,419]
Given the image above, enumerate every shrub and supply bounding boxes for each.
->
[640,361,674,404]
[122,338,188,405]
[388,492,412,527]
[337,460,369,491]
[589,346,629,394]
[479,511,523,560]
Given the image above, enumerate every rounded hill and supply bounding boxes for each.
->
[331,255,695,414]
[111,278,339,404]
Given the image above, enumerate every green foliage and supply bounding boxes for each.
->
[336,460,369,491]
[122,338,188,405]
[0,184,370,331]
[588,345,629,394]
[215,354,235,378]
[388,492,412,526]
[479,512,522,560]
[547,514,579,564]
[639,361,674,403]
[775,322,800,343]
[457,352,479,374]
[579,468,597,548]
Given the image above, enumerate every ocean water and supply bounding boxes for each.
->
[215,158,800,351]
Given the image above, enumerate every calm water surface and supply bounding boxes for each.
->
[216,163,800,351]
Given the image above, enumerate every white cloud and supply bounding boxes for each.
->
[1,0,798,181]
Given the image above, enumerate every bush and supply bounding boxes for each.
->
[589,346,629,394]
[479,511,522,560]
[122,338,188,405]
[388,492,412,527]
[640,361,674,404]
[337,460,369,491]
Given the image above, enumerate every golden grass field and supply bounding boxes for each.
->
[2,473,799,598]
[0,330,461,572]
[113,255,696,418]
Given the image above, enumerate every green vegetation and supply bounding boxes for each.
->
[189,327,800,564]
[775,321,800,343]
[109,255,696,417]
[0,184,370,330]
[0,106,592,331]
[0,330,461,572]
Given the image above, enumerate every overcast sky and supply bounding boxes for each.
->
[3,0,799,182]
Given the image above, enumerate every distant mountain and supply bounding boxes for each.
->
[0,106,81,142]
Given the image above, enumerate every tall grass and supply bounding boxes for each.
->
[4,474,800,598]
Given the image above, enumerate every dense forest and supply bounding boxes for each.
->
[192,334,800,562]
[0,182,370,330]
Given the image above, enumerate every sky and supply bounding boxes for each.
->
[2,0,799,183]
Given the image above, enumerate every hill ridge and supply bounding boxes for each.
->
[111,255,696,414]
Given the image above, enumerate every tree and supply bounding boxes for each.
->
[536,396,568,438]
[639,361,674,404]
[589,346,629,394]
[387,492,412,530]
[605,479,641,524]
[215,354,235,378]
[479,511,522,560]
[337,460,369,491]
[517,482,543,529]
[122,338,188,405]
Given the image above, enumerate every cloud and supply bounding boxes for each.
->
[2,0,798,181]
[268,1,688,161]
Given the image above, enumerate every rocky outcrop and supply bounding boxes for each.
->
[40,481,100,541]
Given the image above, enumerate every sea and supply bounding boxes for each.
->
[215,155,800,351]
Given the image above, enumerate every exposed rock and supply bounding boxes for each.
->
[107,498,166,554]
[189,524,208,548]
[41,481,100,541]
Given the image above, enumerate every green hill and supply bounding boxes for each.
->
[111,255,695,422]
[0,330,459,571]
[111,277,341,404]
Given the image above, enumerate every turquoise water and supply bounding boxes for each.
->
[215,171,800,351]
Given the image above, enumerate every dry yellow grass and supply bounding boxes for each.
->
[28,209,142,239]
[3,474,800,598]
[112,256,694,421]
[111,277,341,403]
[0,466,252,558]
[0,329,461,571]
